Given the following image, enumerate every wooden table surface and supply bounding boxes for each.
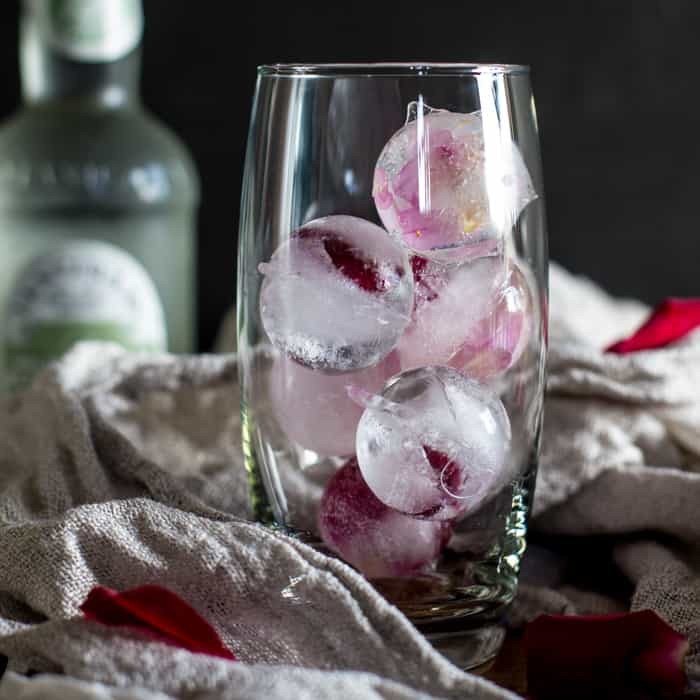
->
[475,633,527,697]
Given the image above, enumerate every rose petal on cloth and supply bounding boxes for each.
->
[606,298,700,353]
[525,610,688,699]
[80,585,236,661]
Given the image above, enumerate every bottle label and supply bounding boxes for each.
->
[3,240,166,388]
[30,0,144,62]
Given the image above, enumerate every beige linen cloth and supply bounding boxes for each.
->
[0,263,698,699]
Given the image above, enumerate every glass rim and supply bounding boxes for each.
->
[257,62,530,77]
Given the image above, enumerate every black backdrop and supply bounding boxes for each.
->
[0,1,698,350]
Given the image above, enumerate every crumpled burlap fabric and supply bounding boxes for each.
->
[0,263,698,699]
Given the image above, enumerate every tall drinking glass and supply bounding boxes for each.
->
[237,63,547,668]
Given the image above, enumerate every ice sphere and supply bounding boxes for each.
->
[451,262,534,379]
[355,366,511,521]
[259,215,413,372]
[373,106,536,261]
[318,458,451,579]
[398,255,532,380]
[269,352,399,457]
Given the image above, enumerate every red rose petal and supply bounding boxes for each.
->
[606,298,700,353]
[80,585,236,661]
[295,225,389,293]
[631,621,690,698]
[525,610,688,699]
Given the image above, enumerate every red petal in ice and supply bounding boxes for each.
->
[422,445,462,496]
[80,585,236,661]
[322,236,385,293]
[318,459,450,578]
[606,298,700,353]
[296,227,386,293]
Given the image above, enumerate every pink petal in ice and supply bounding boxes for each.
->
[270,352,399,457]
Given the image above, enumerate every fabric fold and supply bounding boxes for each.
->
[0,262,697,698]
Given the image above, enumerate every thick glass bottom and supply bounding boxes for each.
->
[294,535,517,668]
[379,564,515,669]
[241,404,536,669]
[426,623,507,670]
[278,486,528,668]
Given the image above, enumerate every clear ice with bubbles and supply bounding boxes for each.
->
[355,366,512,521]
[373,104,536,262]
[259,215,414,372]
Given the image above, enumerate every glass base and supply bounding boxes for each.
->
[260,464,532,671]
[425,622,507,670]
[291,527,515,669]
[372,564,516,624]
[409,591,511,669]
[277,479,525,669]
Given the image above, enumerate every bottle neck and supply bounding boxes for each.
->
[20,0,144,108]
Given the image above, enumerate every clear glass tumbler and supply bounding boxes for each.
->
[237,63,548,668]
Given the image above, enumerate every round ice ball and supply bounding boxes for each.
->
[355,366,512,521]
[451,261,534,379]
[398,255,533,380]
[318,458,451,579]
[269,352,399,457]
[259,215,414,372]
[373,107,536,261]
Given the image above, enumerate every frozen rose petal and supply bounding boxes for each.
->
[259,215,413,372]
[373,166,394,210]
[373,107,536,262]
[398,256,532,380]
[269,352,399,456]
[453,263,533,380]
[397,256,503,371]
[355,366,512,521]
[318,459,451,579]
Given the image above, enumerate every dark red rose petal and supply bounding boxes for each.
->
[606,298,700,353]
[410,255,439,303]
[297,226,385,293]
[80,585,236,661]
[525,610,688,699]
[422,445,462,494]
[322,237,385,293]
[410,255,430,280]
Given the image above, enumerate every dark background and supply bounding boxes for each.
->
[0,1,698,350]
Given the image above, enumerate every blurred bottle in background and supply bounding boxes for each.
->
[0,0,199,391]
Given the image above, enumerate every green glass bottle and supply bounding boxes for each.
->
[0,0,199,391]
